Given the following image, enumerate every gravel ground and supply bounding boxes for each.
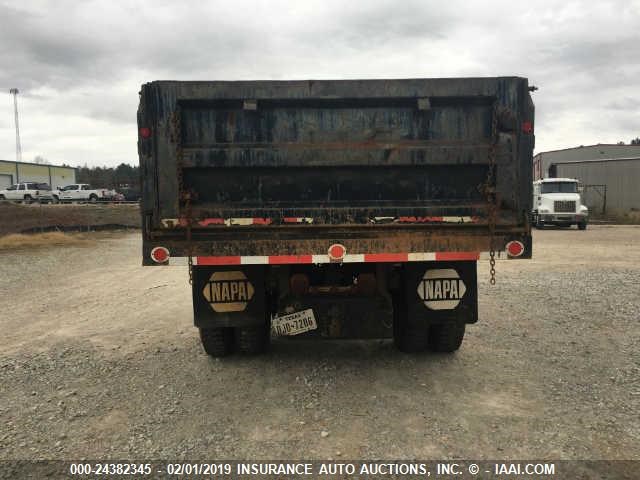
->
[0,227,638,465]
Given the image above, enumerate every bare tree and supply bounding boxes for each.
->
[33,155,50,164]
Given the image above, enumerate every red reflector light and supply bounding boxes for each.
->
[328,243,346,261]
[506,241,525,258]
[522,121,533,134]
[150,246,170,263]
[139,127,152,138]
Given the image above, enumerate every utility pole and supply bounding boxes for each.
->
[10,88,22,162]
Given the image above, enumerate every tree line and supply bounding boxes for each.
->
[617,137,640,145]
[74,163,139,189]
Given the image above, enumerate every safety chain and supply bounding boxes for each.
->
[485,104,499,285]
[172,108,194,285]
[186,198,193,286]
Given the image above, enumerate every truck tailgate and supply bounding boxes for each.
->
[138,78,534,262]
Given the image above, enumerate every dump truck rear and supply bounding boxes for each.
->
[137,78,534,356]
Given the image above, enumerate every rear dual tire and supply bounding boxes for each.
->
[394,320,465,353]
[393,294,429,352]
[236,326,269,354]
[392,294,465,353]
[428,321,466,353]
[199,328,234,357]
[199,326,269,357]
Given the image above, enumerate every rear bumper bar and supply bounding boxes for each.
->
[145,247,529,266]
[539,213,587,223]
[161,251,480,266]
[143,226,531,265]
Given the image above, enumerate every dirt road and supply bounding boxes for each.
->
[1,227,638,462]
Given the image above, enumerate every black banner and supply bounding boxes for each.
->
[0,460,637,479]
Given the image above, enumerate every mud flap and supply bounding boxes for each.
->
[402,261,478,326]
[192,265,266,328]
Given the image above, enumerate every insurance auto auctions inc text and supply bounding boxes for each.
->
[235,461,556,476]
[238,463,426,475]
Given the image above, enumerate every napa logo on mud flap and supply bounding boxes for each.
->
[417,268,466,310]
[202,271,255,312]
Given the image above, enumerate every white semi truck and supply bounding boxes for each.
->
[532,178,588,230]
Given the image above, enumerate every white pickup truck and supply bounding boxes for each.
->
[532,178,589,230]
[58,184,116,203]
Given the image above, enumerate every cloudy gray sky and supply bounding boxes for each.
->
[1,0,639,167]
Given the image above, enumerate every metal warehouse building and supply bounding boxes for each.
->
[533,144,640,180]
[0,160,77,189]
[533,145,640,214]
[552,158,640,213]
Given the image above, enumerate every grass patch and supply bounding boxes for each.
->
[0,232,95,250]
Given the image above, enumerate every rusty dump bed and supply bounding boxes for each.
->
[138,78,534,264]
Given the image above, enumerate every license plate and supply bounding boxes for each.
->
[271,309,317,336]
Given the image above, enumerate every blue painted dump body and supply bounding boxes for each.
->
[138,78,534,262]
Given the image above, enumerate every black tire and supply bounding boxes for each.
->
[199,327,234,357]
[52,195,59,204]
[89,194,98,203]
[23,194,33,204]
[429,321,466,353]
[0,194,5,201]
[392,293,429,353]
[578,222,587,230]
[236,326,269,354]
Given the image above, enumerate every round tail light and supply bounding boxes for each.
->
[506,240,525,258]
[328,243,346,261]
[150,246,170,263]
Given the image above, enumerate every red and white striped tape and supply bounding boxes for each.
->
[165,251,480,266]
